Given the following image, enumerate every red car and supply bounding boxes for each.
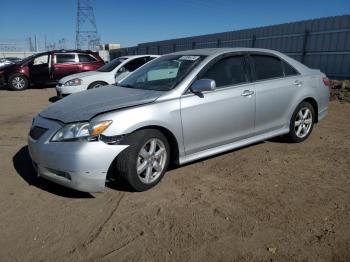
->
[0,50,104,90]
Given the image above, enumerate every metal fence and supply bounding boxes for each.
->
[110,15,350,79]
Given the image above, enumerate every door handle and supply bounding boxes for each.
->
[241,90,254,97]
[294,80,303,86]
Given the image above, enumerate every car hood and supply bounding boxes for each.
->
[39,85,164,123]
[0,63,16,70]
[58,71,105,84]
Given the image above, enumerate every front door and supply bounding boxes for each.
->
[180,55,255,156]
[30,54,50,84]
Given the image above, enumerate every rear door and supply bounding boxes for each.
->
[78,53,101,72]
[29,54,50,84]
[180,54,255,156]
[52,53,80,80]
[249,53,301,134]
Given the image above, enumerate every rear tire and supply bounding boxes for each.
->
[8,74,28,91]
[287,101,315,143]
[87,81,107,89]
[114,129,170,191]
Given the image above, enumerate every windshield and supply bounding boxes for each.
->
[118,55,205,91]
[97,57,127,72]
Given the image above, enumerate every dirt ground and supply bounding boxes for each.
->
[0,87,349,262]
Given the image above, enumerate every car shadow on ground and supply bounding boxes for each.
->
[48,96,60,103]
[13,146,94,198]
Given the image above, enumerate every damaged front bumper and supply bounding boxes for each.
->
[28,115,128,193]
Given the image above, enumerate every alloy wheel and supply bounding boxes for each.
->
[136,138,167,184]
[294,107,313,138]
[12,77,25,90]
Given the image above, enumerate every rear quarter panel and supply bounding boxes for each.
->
[287,72,329,123]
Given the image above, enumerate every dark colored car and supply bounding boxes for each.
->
[0,50,104,90]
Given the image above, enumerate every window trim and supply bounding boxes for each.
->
[248,52,300,83]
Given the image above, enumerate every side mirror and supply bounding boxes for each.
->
[191,79,216,93]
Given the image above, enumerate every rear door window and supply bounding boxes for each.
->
[55,54,76,64]
[78,54,97,63]
[124,57,150,72]
[251,55,284,81]
[201,55,248,88]
[282,61,299,76]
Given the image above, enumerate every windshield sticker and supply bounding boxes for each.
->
[179,56,200,61]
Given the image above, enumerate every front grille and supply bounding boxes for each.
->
[29,126,48,140]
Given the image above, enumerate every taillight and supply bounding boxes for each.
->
[322,77,330,87]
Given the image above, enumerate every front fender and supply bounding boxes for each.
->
[92,99,185,158]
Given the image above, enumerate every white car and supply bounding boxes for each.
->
[56,55,159,97]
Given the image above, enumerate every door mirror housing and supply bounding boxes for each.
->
[191,79,216,93]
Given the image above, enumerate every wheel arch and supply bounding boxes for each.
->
[133,125,180,165]
[8,73,29,90]
[302,97,319,123]
[88,80,109,89]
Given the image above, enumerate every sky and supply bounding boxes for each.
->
[0,0,349,50]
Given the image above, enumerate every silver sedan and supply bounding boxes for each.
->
[28,48,330,192]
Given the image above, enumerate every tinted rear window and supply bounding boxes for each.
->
[283,61,299,76]
[78,54,97,63]
[251,55,283,81]
[124,57,150,72]
[56,54,75,64]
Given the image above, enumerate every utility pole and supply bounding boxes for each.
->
[34,34,37,52]
[75,0,100,50]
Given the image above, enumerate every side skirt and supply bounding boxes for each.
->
[179,127,290,165]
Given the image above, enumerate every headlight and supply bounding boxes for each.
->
[51,120,112,142]
[64,78,82,86]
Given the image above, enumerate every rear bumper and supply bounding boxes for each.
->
[318,107,328,122]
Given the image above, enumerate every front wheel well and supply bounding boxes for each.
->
[133,126,180,165]
[303,97,319,123]
[88,81,108,89]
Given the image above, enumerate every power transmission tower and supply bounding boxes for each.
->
[75,0,100,50]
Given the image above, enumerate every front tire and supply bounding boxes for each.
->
[288,101,315,143]
[8,74,28,91]
[115,129,170,191]
[87,81,107,89]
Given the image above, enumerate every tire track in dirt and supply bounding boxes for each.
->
[86,192,125,245]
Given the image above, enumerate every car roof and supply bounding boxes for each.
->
[119,55,159,59]
[170,47,285,56]
[170,47,311,74]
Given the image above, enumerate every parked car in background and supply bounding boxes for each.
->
[56,55,158,97]
[28,48,329,193]
[0,50,104,90]
[0,57,22,68]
